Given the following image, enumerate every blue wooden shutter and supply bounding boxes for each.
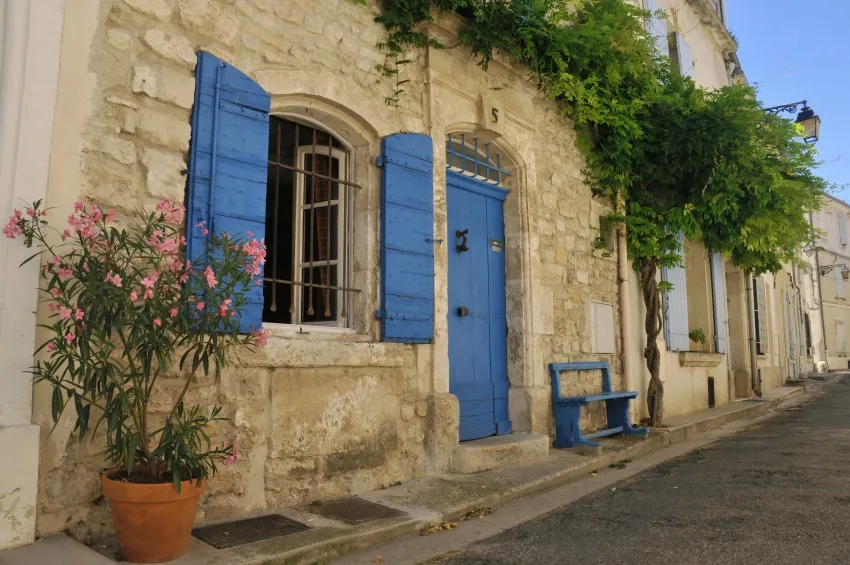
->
[186,51,270,333]
[378,133,435,343]
[643,0,669,57]
[662,232,690,352]
[710,252,727,354]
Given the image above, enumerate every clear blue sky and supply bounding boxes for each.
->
[727,0,849,198]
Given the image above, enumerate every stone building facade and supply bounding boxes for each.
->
[25,0,623,542]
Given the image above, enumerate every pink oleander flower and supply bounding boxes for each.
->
[144,289,153,300]
[204,266,218,288]
[47,302,59,313]
[64,332,75,344]
[50,287,60,298]
[197,302,205,310]
[153,318,162,327]
[74,308,84,321]
[46,342,57,352]
[73,201,85,213]
[3,210,23,239]
[57,267,72,279]
[26,208,36,217]
[105,272,122,287]
[51,256,61,265]
[196,220,209,236]
[170,307,178,318]
[218,298,232,317]
[251,328,269,347]
[58,306,72,319]
[141,273,159,289]
[61,229,71,241]
[129,290,138,301]
[225,443,240,466]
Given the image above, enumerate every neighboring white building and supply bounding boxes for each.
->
[805,195,850,372]
[0,0,65,549]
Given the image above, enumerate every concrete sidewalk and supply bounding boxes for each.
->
[0,385,805,565]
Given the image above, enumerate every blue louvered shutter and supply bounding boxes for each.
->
[378,133,435,343]
[662,232,690,351]
[643,0,669,57]
[186,51,270,333]
[710,252,727,354]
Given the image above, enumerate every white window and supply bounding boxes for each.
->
[836,318,847,355]
[264,117,354,327]
[590,302,616,354]
[840,214,848,246]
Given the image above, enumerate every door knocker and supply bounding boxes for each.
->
[456,229,469,253]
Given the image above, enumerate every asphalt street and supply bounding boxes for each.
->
[425,377,850,565]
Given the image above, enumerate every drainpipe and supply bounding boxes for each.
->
[810,211,828,368]
[616,203,636,420]
[745,273,762,396]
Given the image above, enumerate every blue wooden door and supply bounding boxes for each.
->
[447,171,511,441]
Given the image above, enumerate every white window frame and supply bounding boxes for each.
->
[290,144,350,328]
[835,261,845,300]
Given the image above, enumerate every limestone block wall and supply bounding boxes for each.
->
[34,0,620,540]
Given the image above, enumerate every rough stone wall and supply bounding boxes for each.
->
[34,0,620,540]
[534,105,621,432]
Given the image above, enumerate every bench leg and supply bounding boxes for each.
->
[606,398,649,437]
[554,403,599,448]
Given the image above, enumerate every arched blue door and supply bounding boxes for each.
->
[447,170,511,441]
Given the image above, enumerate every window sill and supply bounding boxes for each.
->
[678,351,724,368]
[263,322,371,341]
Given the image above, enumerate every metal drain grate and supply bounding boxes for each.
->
[307,497,405,525]
[192,514,310,549]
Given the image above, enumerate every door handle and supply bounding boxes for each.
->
[457,306,470,317]
[456,229,469,253]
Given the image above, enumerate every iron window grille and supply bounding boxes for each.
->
[264,117,360,327]
[446,133,511,186]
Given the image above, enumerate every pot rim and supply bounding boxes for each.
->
[101,469,206,503]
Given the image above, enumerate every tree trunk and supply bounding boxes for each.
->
[639,257,664,426]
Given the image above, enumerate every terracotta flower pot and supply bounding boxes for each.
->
[101,470,206,563]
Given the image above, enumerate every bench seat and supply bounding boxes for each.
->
[549,361,648,448]
[557,391,639,405]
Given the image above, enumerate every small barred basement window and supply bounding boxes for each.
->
[263,116,358,327]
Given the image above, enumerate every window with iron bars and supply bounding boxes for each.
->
[263,116,358,327]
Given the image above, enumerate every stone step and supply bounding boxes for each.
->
[450,432,550,474]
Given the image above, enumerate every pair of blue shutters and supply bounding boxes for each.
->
[185,52,435,341]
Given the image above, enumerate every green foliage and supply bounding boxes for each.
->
[361,0,825,275]
[688,328,706,344]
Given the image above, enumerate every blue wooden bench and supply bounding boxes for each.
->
[549,361,648,448]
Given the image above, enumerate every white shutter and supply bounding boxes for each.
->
[710,252,727,353]
[643,0,669,57]
[662,232,690,352]
[835,262,845,299]
[755,277,769,354]
[676,33,694,78]
[840,214,847,246]
[591,302,615,354]
[836,318,846,355]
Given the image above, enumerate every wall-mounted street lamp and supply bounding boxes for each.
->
[818,263,849,280]
[764,100,821,144]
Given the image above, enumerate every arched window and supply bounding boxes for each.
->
[264,116,356,327]
[446,133,512,186]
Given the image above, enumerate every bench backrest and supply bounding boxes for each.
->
[548,361,613,404]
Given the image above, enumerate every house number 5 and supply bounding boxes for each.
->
[492,108,499,123]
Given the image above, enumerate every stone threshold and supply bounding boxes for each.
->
[0,385,805,565]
